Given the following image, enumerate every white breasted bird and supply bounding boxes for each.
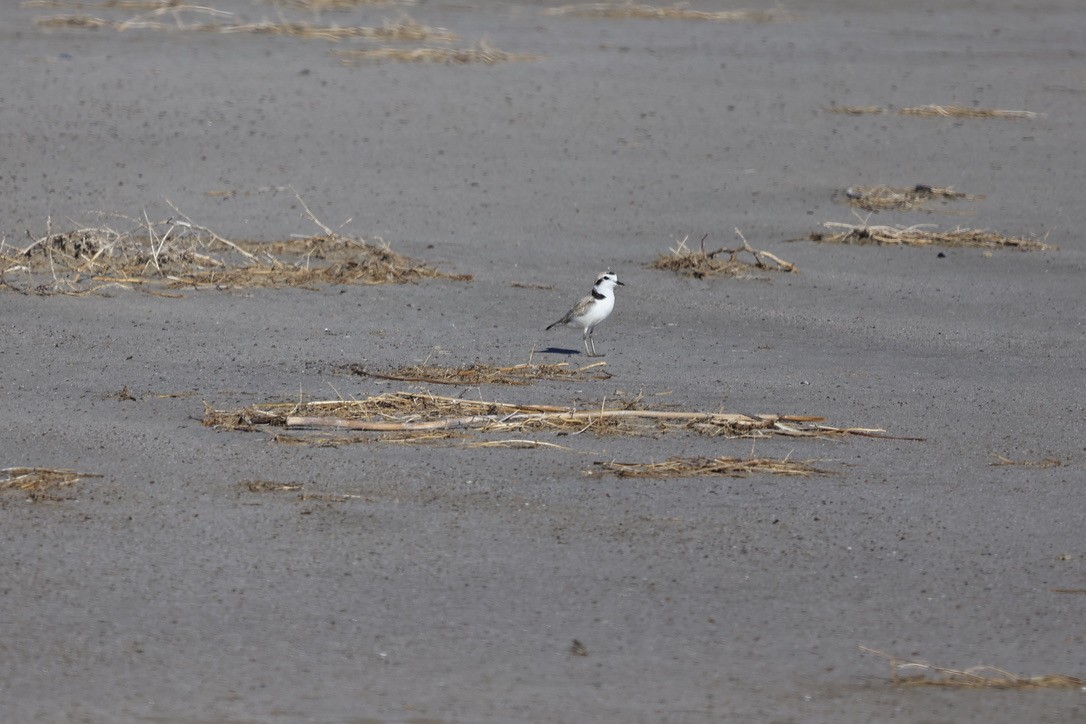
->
[546,270,624,357]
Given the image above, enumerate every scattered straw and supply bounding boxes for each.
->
[0,195,469,295]
[842,185,985,212]
[592,455,832,478]
[861,647,1086,689]
[804,221,1053,251]
[347,361,612,386]
[652,230,795,279]
[334,42,540,65]
[1,467,101,500]
[544,3,795,22]
[899,105,1041,120]
[203,390,890,440]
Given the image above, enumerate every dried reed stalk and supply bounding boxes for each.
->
[806,221,1052,251]
[334,42,540,65]
[594,455,832,478]
[350,361,612,386]
[653,230,795,278]
[544,3,795,22]
[899,105,1041,120]
[861,647,1086,689]
[843,184,985,212]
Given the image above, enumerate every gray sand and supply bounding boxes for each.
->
[2,0,1084,721]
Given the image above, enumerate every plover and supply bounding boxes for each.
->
[546,270,624,357]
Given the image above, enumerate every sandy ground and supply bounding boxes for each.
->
[2,0,1085,721]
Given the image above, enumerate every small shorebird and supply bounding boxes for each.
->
[546,270,624,356]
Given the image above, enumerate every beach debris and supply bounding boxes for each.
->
[842,185,985,212]
[203,391,895,442]
[544,3,796,22]
[652,230,796,279]
[33,4,456,41]
[347,361,612,386]
[1,467,101,501]
[804,221,1052,251]
[899,105,1041,120]
[591,455,832,478]
[823,105,884,115]
[861,647,1086,689]
[824,104,1042,119]
[333,42,539,65]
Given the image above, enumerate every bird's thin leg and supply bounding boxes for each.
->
[582,328,591,356]
[588,328,600,357]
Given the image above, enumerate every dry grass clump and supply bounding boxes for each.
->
[593,455,833,478]
[652,231,796,279]
[861,647,1086,689]
[899,105,1041,120]
[544,3,796,22]
[0,197,468,295]
[334,42,540,65]
[843,185,985,212]
[1,467,101,500]
[806,221,1053,251]
[349,361,612,386]
[203,390,886,440]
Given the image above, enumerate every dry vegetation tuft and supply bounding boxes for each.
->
[347,361,612,386]
[1,467,102,500]
[0,196,469,295]
[203,390,892,441]
[333,42,540,65]
[861,647,1086,689]
[593,455,833,478]
[805,221,1053,251]
[842,185,985,212]
[652,231,796,279]
[544,3,796,22]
